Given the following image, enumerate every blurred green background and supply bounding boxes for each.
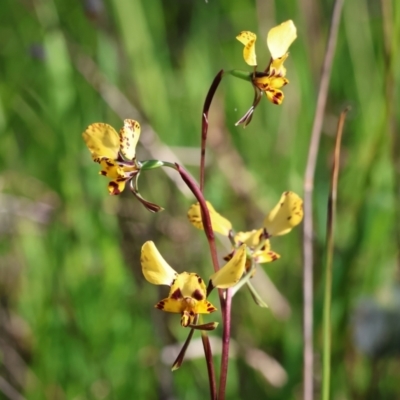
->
[1,0,399,399]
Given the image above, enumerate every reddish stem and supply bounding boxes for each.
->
[176,163,232,399]
[200,70,224,192]
[175,164,220,274]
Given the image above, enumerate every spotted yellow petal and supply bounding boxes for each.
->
[172,272,207,299]
[267,20,297,60]
[155,272,215,327]
[82,123,119,161]
[119,119,141,161]
[210,244,246,289]
[108,179,128,195]
[265,88,285,105]
[98,159,124,179]
[263,191,304,236]
[269,76,289,89]
[156,296,215,316]
[254,246,280,264]
[188,201,232,236]
[236,31,257,66]
[141,241,178,285]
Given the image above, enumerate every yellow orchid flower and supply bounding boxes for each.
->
[141,241,246,328]
[235,20,297,126]
[83,119,163,212]
[188,192,303,268]
[83,119,141,195]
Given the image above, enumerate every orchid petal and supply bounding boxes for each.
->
[210,244,246,289]
[267,20,297,60]
[82,123,120,161]
[236,31,258,66]
[263,191,304,236]
[141,241,178,285]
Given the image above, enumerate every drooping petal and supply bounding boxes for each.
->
[141,241,178,286]
[82,123,120,161]
[236,31,258,66]
[108,179,128,195]
[119,119,141,161]
[266,20,297,60]
[265,88,285,105]
[188,201,232,236]
[210,244,247,289]
[263,191,304,236]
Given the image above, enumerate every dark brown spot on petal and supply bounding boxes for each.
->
[192,289,204,301]
[109,182,121,195]
[198,277,202,284]
[268,252,278,261]
[155,301,165,310]
[287,216,292,220]
[223,250,234,262]
[171,288,183,300]
[206,302,217,313]
[272,92,283,104]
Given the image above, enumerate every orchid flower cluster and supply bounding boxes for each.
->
[82,19,301,398]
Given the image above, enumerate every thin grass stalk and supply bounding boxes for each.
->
[322,108,348,400]
[218,289,232,400]
[380,0,400,274]
[302,1,345,398]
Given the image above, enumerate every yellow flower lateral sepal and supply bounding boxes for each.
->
[141,241,246,327]
[82,119,141,195]
[234,20,297,125]
[187,201,233,236]
[210,244,247,289]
